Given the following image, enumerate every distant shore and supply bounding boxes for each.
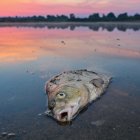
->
[0,21,140,27]
[0,22,140,24]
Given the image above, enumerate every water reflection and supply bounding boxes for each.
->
[0,22,140,32]
[0,25,140,63]
[0,24,140,140]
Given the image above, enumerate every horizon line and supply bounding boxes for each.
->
[0,12,140,18]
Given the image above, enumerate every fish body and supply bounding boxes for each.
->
[45,69,111,122]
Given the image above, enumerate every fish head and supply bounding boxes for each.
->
[47,85,88,122]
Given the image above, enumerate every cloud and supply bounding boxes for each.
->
[0,0,140,16]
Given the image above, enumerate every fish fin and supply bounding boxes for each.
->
[90,78,104,88]
[44,110,53,116]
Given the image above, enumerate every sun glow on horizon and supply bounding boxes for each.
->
[0,0,140,16]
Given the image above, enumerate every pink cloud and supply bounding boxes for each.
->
[0,0,140,16]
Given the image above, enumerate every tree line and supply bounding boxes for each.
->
[0,12,140,22]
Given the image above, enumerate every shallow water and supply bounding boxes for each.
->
[0,23,140,140]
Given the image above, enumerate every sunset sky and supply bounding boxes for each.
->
[0,0,140,17]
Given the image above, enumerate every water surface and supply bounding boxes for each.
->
[0,23,140,140]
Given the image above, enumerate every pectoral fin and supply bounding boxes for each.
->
[90,78,104,88]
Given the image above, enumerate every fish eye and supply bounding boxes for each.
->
[57,92,66,99]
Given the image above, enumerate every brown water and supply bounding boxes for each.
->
[0,23,140,140]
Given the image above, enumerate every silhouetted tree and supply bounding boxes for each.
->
[46,15,56,22]
[106,12,116,21]
[88,13,100,21]
[134,13,140,21]
[0,12,140,22]
[118,13,128,21]
[69,13,76,21]
[56,15,69,22]
[101,14,107,21]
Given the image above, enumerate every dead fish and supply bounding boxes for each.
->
[45,69,111,122]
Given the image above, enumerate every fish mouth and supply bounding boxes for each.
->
[57,108,71,122]
[60,112,68,120]
[55,105,80,122]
